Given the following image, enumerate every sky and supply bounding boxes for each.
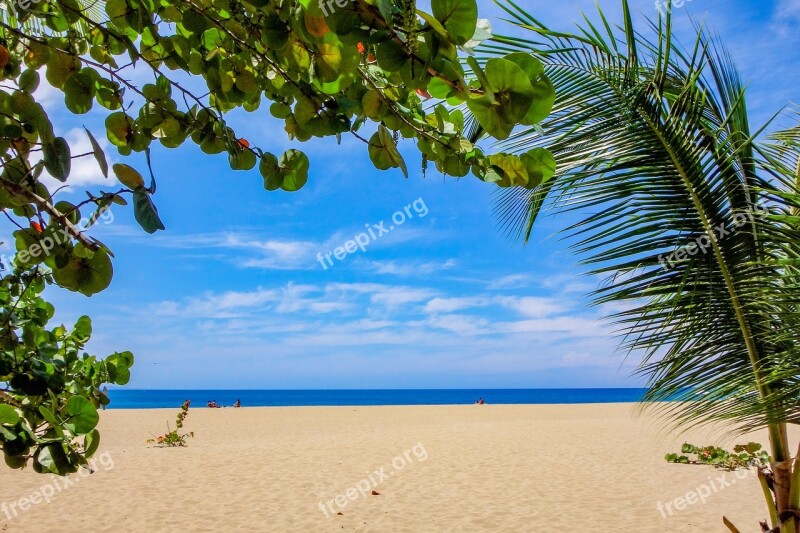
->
[7,0,799,389]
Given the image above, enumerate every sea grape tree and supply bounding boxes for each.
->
[0,266,133,474]
[0,0,556,292]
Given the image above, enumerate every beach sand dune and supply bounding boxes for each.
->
[0,403,791,532]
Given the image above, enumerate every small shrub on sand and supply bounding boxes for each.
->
[147,401,194,447]
[665,442,769,470]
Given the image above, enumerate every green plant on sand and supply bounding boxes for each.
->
[147,400,193,447]
[666,442,770,470]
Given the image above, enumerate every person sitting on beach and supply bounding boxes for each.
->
[477,398,485,405]
[234,399,241,408]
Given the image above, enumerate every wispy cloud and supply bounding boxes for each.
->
[136,231,321,270]
[364,258,457,277]
[486,274,531,290]
[132,281,612,352]
[498,296,567,318]
[774,0,800,34]
[424,296,491,313]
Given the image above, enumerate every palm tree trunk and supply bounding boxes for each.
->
[790,446,800,531]
[761,423,798,532]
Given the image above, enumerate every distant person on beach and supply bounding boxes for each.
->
[476,398,485,405]
[234,399,241,408]
[207,400,219,408]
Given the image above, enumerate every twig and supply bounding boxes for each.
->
[0,176,98,251]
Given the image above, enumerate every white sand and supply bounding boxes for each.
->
[1,403,792,532]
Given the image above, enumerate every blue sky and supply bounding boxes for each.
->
[10,0,799,389]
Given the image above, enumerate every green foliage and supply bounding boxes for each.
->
[0,0,555,296]
[147,400,193,447]
[0,267,133,474]
[665,442,770,470]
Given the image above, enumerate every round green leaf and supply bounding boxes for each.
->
[368,126,408,177]
[19,69,40,94]
[229,147,257,171]
[487,153,529,187]
[112,163,145,189]
[279,149,309,192]
[466,58,535,140]
[54,200,80,224]
[0,404,20,426]
[52,248,114,296]
[35,443,74,475]
[64,396,99,435]
[362,90,387,119]
[105,112,134,147]
[132,188,166,233]
[43,137,71,182]
[520,147,556,188]
[431,0,478,45]
[63,69,96,114]
[260,152,282,190]
[74,315,92,340]
[503,52,554,125]
[376,40,407,72]
[84,429,101,457]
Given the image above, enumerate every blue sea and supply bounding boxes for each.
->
[106,388,648,409]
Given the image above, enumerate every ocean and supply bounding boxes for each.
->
[105,388,648,409]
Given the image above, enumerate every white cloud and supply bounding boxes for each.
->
[424,296,491,313]
[498,296,566,318]
[275,283,351,314]
[152,288,278,318]
[487,274,531,290]
[143,232,320,270]
[499,316,605,337]
[365,258,457,276]
[368,286,437,308]
[426,313,491,335]
[775,0,800,30]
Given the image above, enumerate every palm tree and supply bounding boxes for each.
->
[473,1,800,530]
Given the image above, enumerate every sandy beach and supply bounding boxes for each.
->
[0,403,790,532]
